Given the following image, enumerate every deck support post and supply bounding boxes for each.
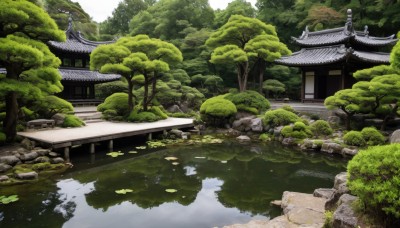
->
[64,147,70,162]
[90,143,95,154]
[148,133,152,141]
[108,140,113,151]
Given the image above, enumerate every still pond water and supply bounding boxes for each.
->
[0,139,347,228]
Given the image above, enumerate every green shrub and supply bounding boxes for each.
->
[281,105,296,113]
[310,120,333,137]
[33,96,74,118]
[200,97,237,127]
[348,144,400,220]
[343,131,366,147]
[225,90,270,114]
[21,107,36,120]
[361,127,385,146]
[0,131,5,143]
[259,133,271,142]
[97,93,130,118]
[263,108,301,127]
[281,122,312,139]
[149,106,168,120]
[95,81,128,99]
[62,115,85,128]
[128,111,158,122]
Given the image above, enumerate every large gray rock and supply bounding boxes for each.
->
[301,139,327,151]
[342,148,358,156]
[166,105,183,113]
[0,156,21,166]
[51,157,65,164]
[21,138,35,150]
[15,171,38,180]
[321,142,343,154]
[273,126,284,137]
[334,172,348,190]
[52,113,66,126]
[314,188,336,199]
[169,129,183,137]
[282,137,296,146]
[0,163,12,173]
[20,152,39,162]
[235,112,255,120]
[250,118,263,132]
[0,175,9,182]
[32,148,51,156]
[34,156,51,163]
[390,129,400,144]
[226,128,241,137]
[232,117,253,132]
[333,194,359,228]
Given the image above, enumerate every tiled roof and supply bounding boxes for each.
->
[293,27,350,47]
[60,68,121,82]
[48,27,114,54]
[352,51,391,64]
[275,45,348,66]
[354,34,398,47]
[275,45,390,67]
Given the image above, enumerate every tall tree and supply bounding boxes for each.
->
[213,0,256,29]
[206,15,290,92]
[0,0,65,141]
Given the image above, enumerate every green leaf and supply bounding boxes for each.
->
[115,189,133,194]
[106,151,124,158]
[0,195,19,204]
[165,189,178,193]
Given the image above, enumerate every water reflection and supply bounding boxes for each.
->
[0,141,347,228]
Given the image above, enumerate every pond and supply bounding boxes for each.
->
[0,139,347,228]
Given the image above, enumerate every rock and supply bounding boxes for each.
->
[0,175,9,182]
[181,132,191,140]
[226,128,241,137]
[333,194,359,228]
[321,142,343,154]
[48,152,60,158]
[282,137,296,146]
[314,188,336,199]
[235,111,255,120]
[21,138,35,150]
[20,152,39,162]
[51,157,65,164]
[390,129,400,143]
[0,163,12,173]
[232,117,253,132]
[250,118,263,132]
[273,126,284,137]
[32,148,50,156]
[34,156,51,163]
[169,129,183,137]
[15,171,38,180]
[328,116,341,126]
[301,139,326,150]
[0,156,21,166]
[270,200,282,206]
[224,219,271,228]
[334,172,348,190]
[281,191,327,227]
[166,105,183,113]
[236,135,251,142]
[52,113,66,126]
[342,148,358,156]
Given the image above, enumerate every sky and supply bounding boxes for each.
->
[72,0,257,22]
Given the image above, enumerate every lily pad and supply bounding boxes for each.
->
[165,189,178,193]
[106,151,124,158]
[194,157,206,159]
[128,151,138,154]
[147,141,166,148]
[172,162,179,166]
[115,189,133,194]
[165,156,178,161]
[0,195,19,204]
[136,146,146,150]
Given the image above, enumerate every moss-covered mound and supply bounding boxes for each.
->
[62,115,85,128]
[200,96,237,127]
[128,106,168,123]
[262,108,301,127]
[224,90,270,114]
[97,93,130,120]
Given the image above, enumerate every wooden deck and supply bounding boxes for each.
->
[17,118,194,160]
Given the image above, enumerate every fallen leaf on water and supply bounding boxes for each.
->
[172,162,179,166]
[165,189,178,193]
[128,151,138,154]
[165,156,178,161]
[115,189,133,194]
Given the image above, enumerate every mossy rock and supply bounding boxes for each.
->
[62,115,85,128]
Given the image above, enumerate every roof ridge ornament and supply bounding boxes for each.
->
[68,13,73,31]
[300,26,309,39]
[364,25,369,37]
[344,9,353,36]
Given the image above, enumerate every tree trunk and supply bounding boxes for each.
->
[381,103,398,131]
[242,62,249,92]
[237,64,244,92]
[146,73,157,108]
[128,78,134,112]
[143,73,149,111]
[258,61,267,94]
[237,62,250,92]
[3,92,18,142]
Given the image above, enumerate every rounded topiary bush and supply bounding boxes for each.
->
[343,131,366,147]
[33,96,74,118]
[127,106,168,123]
[281,121,312,139]
[200,96,237,127]
[348,144,400,220]
[361,127,385,146]
[310,120,333,137]
[224,90,270,114]
[97,93,130,119]
[62,115,85,128]
[262,108,301,127]
[95,81,128,100]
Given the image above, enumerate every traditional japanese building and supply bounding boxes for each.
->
[276,9,398,102]
[47,18,120,103]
